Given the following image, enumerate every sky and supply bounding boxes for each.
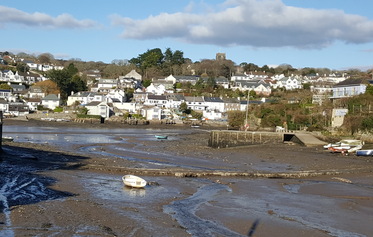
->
[1,0,373,70]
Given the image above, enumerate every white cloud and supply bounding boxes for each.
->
[111,0,373,49]
[0,6,97,29]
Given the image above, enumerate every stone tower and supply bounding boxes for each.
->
[216,53,226,61]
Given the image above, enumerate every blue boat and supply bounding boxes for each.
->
[356,149,373,156]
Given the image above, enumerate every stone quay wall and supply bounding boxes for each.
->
[208,130,284,148]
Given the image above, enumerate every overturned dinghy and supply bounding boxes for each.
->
[122,175,147,188]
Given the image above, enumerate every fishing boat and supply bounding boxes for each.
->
[356,149,373,156]
[155,135,168,139]
[122,175,147,188]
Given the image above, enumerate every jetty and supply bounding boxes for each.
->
[284,133,327,147]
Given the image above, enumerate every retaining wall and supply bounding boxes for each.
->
[208,130,284,148]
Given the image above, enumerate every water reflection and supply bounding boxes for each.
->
[122,187,146,197]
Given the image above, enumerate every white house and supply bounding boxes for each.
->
[144,94,168,107]
[97,79,119,92]
[231,73,251,82]
[215,77,230,89]
[67,92,105,106]
[106,89,127,103]
[0,99,9,113]
[28,86,46,98]
[41,94,61,110]
[277,77,302,90]
[203,110,223,120]
[124,69,142,81]
[85,101,112,118]
[146,83,166,95]
[163,75,177,84]
[331,78,368,99]
[0,89,12,100]
[184,96,208,111]
[203,96,225,112]
[140,105,163,120]
[166,94,185,109]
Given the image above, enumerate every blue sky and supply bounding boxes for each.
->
[1,0,373,70]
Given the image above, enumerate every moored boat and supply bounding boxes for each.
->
[324,139,364,149]
[2,136,14,142]
[155,135,168,139]
[356,149,373,156]
[122,175,147,188]
[328,145,363,154]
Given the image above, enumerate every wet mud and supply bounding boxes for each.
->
[1,120,373,236]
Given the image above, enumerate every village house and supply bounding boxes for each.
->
[24,60,64,72]
[67,91,105,106]
[92,78,119,92]
[230,73,251,82]
[25,98,42,111]
[0,70,23,83]
[184,96,208,111]
[85,101,112,118]
[203,96,225,112]
[8,102,29,117]
[28,86,46,98]
[214,76,230,89]
[0,99,9,113]
[0,89,12,100]
[9,83,27,96]
[166,94,185,109]
[231,80,272,96]
[311,84,333,105]
[21,71,44,84]
[174,75,200,85]
[106,89,127,103]
[145,83,166,95]
[331,78,368,99]
[223,97,241,112]
[41,94,61,110]
[144,94,168,108]
[132,91,147,103]
[118,76,138,89]
[276,76,303,90]
[124,69,142,81]
[140,105,164,120]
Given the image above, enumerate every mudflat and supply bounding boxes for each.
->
[1,119,372,236]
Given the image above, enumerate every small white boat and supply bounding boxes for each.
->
[155,135,168,139]
[122,175,147,188]
[324,139,364,149]
[2,136,14,142]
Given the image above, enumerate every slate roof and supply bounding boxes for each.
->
[203,96,224,103]
[335,78,369,87]
[42,94,59,101]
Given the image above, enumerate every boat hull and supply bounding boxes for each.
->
[122,175,147,188]
[356,150,373,156]
[155,135,168,139]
